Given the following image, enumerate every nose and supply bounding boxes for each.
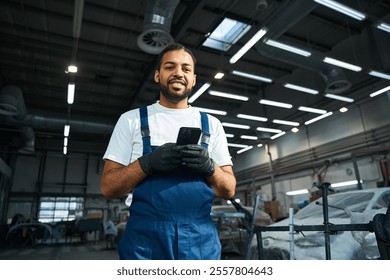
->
[172,66,184,77]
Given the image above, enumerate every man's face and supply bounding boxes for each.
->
[154,49,196,104]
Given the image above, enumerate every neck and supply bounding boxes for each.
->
[159,97,189,109]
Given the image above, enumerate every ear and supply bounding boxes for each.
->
[154,70,160,83]
[193,74,196,87]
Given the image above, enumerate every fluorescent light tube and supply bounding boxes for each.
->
[256,127,282,133]
[324,93,354,103]
[229,27,268,64]
[225,133,235,138]
[64,124,70,137]
[298,106,327,114]
[67,65,78,73]
[214,72,224,79]
[63,146,68,155]
[377,22,390,33]
[265,39,311,57]
[209,90,249,101]
[228,143,249,148]
[284,83,318,94]
[237,146,254,154]
[237,114,267,122]
[259,99,293,109]
[231,70,273,83]
[188,82,211,103]
[304,111,333,125]
[222,122,251,129]
[67,83,75,104]
[64,137,68,147]
[271,131,286,139]
[323,57,362,72]
[331,179,362,188]
[286,189,309,196]
[369,85,390,98]
[273,119,300,126]
[314,0,366,21]
[194,107,227,115]
[240,135,258,140]
[368,70,390,80]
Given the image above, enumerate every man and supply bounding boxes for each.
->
[100,43,236,259]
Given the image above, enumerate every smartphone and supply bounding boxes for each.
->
[176,127,202,145]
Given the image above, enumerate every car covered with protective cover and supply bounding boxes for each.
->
[254,187,390,260]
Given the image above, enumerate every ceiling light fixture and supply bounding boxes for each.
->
[291,127,299,133]
[214,72,224,79]
[256,127,282,133]
[63,146,68,155]
[377,22,390,33]
[369,85,390,98]
[265,39,312,57]
[209,90,249,101]
[225,133,235,138]
[64,124,70,137]
[188,82,211,103]
[304,111,333,125]
[67,83,75,104]
[273,119,300,126]
[339,107,348,113]
[237,114,267,122]
[66,65,78,73]
[331,179,362,188]
[64,137,68,147]
[314,0,366,21]
[368,70,390,80]
[229,27,268,64]
[222,122,251,129]
[284,83,319,95]
[323,57,362,72]
[231,70,273,83]
[240,135,258,140]
[270,131,286,140]
[259,99,293,109]
[286,189,309,196]
[298,106,327,114]
[324,93,354,103]
[237,146,254,154]
[194,107,227,115]
[228,143,249,148]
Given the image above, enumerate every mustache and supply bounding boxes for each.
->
[168,78,187,85]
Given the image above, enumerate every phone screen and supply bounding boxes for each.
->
[176,127,202,145]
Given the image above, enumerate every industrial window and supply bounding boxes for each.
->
[38,197,84,223]
[203,18,251,51]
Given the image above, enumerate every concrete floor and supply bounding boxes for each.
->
[0,241,119,260]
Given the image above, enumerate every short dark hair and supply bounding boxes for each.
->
[156,43,196,71]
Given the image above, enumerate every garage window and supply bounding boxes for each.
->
[38,197,84,223]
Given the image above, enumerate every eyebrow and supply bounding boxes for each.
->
[163,61,193,68]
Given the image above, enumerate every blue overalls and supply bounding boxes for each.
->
[118,107,221,260]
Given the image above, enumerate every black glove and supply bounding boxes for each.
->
[138,143,184,175]
[181,144,215,177]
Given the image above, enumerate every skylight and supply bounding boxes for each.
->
[203,18,251,51]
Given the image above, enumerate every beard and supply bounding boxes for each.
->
[160,84,193,103]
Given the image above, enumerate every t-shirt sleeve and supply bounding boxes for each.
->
[103,113,134,166]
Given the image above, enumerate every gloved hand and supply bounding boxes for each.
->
[138,143,184,175]
[181,144,215,177]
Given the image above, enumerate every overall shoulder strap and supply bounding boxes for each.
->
[139,107,152,155]
[200,111,210,149]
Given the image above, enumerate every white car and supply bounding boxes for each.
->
[253,187,390,260]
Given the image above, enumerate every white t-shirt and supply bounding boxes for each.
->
[103,102,233,167]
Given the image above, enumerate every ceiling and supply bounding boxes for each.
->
[1,0,390,156]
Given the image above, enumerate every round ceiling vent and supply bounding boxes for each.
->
[325,79,352,94]
[137,29,174,55]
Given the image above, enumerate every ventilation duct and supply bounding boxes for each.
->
[137,0,180,54]
[0,86,26,119]
[0,86,35,154]
[255,0,351,93]
[256,44,352,93]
